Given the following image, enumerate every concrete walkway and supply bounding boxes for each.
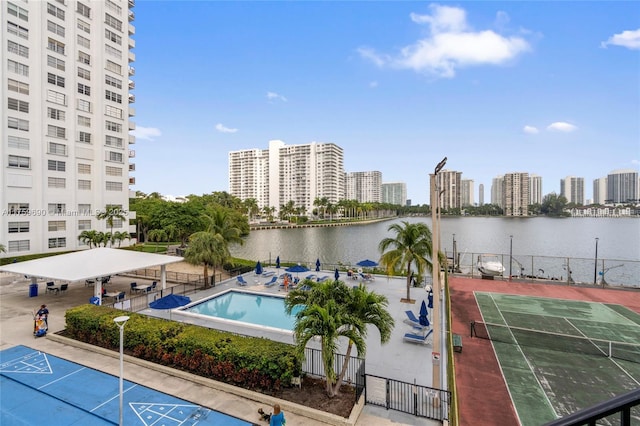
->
[0,270,440,426]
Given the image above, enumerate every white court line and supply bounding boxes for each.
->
[91,383,138,412]
[39,366,86,390]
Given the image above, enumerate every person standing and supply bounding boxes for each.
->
[269,404,285,426]
[36,304,49,328]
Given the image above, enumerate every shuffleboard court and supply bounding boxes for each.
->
[0,345,254,426]
[473,292,640,426]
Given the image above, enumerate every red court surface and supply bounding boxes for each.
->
[449,276,640,426]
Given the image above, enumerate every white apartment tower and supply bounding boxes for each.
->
[346,171,382,203]
[560,176,585,205]
[491,175,504,207]
[381,182,407,206]
[503,172,530,216]
[478,183,484,205]
[229,140,344,215]
[607,169,639,204]
[461,179,474,207]
[593,177,607,205]
[2,0,136,256]
[529,174,543,205]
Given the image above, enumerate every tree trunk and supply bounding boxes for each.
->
[203,264,209,289]
[332,341,354,396]
[406,263,412,301]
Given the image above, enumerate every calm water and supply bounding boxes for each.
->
[186,290,301,330]
[230,217,640,286]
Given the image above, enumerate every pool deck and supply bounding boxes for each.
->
[0,270,439,426]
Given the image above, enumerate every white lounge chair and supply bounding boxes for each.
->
[403,329,433,345]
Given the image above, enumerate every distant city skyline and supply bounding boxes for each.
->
[129,2,639,204]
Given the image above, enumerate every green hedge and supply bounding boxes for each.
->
[65,305,301,391]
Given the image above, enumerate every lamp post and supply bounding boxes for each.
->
[114,315,130,426]
[593,237,599,285]
[509,235,513,281]
[430,157,446,391]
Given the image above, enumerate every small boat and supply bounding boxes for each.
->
[477,254,505,277]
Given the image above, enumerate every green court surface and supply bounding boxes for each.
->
[473,292,640,426]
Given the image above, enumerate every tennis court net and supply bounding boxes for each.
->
[470,320,640,364]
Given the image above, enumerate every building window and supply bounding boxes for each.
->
[105,28,122,45]
[8,221,29,233]
[106,60,121,74]
[111,218,123,228]
[77,19,90,34]
[47,107,65,121]
[8,117,29,131]
[8,240,30,252]
[105,75,122,89]
[8,78,29,94]
[8,40,29,58]
[48,221,66,231]
[48,177,66,188]
[47,125,66,139]
[48,203,66,214]
[8,135,29,150]
[107,151,123,163]
[77,83,91,95]
[77,2,91,18]
[8,155,30,169]
[8,203,29,214]
[47,55,65,71]
[105,44,121,58]
[8,59,29,76]
[78,179,91,190]
[77,34,90,49]
[8,3,28,21]
[47,38,65,55]
[105,135,123,148]
[8,21,29,39]
[47,159,66,171]
[48,237,66,248]
[78,219,91,230]
[78,163,91,174]
[79,131,91,143]
[47,20,65,37]
[77,67,90,80]
[105,90,122,104]
[47,72,65,87]
[47,90,66,105]
[106,166,122,176]
[106,0,122,15]
[78,51,91,65]
[105,13,122,31]
[106,120,122,132]
[77,116,91,127]
[8,97,29,113]
[77,99,91,112]
[105,105,123,119]
[78,204,91,215]
[106,181,123,191]
[48,141,67,155]
[47,3,65,20]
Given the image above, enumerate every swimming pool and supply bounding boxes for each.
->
[183,290,302,331]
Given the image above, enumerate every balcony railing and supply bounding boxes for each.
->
[128,150,135,158]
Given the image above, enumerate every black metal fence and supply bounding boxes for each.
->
[301,347,365,401]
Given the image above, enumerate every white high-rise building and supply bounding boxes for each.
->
[346,171,382,203]
[229,140,344,215]
[503,172,530,216]
[529,174,543,205]
[478,183,484,206]
[607,169,639,204]
[461,179,474,207]
[491,175,504,207]
[436,170,462,210]
[381,182,407,206]
[560,176,585,205]
[593,177,607,205]
[2,0,137,256]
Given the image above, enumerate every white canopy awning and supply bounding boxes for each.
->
[0,248,183,282]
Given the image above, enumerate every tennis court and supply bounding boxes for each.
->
[0,345,254,426]
[473,292,640,426]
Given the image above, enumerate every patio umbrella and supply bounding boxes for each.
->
[334,268,340,281]
[149,293,191,319]
[276,256,280,269]
[255,261,263,275]
[356,259,378,268]
[286,264,309,279]
[315,258,321,272]
[419,300,430,327]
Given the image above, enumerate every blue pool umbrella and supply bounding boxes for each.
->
[334,268,340,281]
[286,264,309,273]
[356,259,378,268]
[419,300,429,327]
[316,258,321,272]
[149,294,191,310]
[276,256,280,269]
[255,261,263,275]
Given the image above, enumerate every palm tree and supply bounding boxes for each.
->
[184,231,229,288]
[112,231,131,248]
[285,280,394,397]
[0,243,6,253]
[96,205,126,247]
[78,230,98,248]
[202,209,243,247]
[148,229,167,252]
[379,221,433,302]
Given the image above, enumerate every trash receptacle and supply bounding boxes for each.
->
[89,296,101,305]
[29,283,38,297]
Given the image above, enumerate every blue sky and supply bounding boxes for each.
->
[130,1,639,205]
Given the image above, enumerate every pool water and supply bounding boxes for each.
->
[185,291,302,330]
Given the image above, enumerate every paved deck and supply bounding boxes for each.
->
[0,270,440,426]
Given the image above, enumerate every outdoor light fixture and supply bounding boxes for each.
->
[114,315,130,426]
[594,237,599,285]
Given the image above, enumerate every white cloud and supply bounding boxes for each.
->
[523,125,539,134]
[601,28,640,50]
[266,91,287,102]
[215,123,238,134]
[547,122,577,133]
[359,3,531,78]
[130,126,161,141]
